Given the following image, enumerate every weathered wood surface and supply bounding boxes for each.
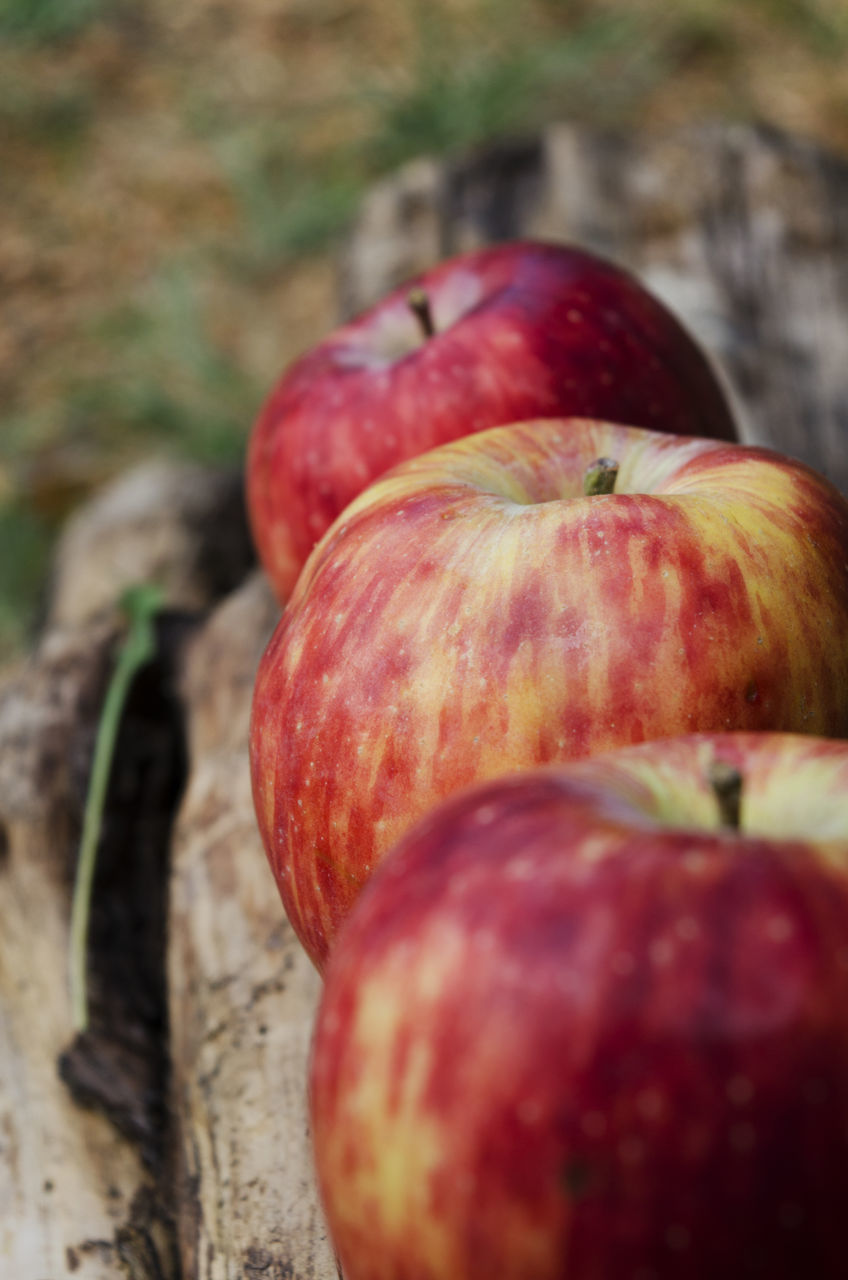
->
[167,571,336,1279]
[0,464,253,1279]
[0,614,166,1280]
[2,120,847,1279]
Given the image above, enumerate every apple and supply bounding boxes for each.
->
[310,731,848,1280]
[246,240,737,600]
[249,417,848,971]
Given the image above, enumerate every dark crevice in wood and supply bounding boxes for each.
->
[442,134,546,251]
[185,471,257,604]
[115,1185,183,1280]
[57,610,198,1273]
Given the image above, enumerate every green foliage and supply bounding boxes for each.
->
[366,6,681,172]
[0,78,93,148]
[356,0,838,202]
[0,0,110,43]
[757,0,848,55]
[61,379,253,467]
[84,262,260,465]
[212,127,363,270]
[199,4,697,269]
[0,262,256,658]
[0,501,51,660]
[193,2,778,271]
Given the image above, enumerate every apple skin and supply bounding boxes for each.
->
[247,240,737,600]
[310,731,848,1280]
[249,418,848,970]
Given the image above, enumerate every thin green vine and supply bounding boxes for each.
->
[68,583,164,1033]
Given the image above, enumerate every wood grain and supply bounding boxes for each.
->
[167,572,336,1280]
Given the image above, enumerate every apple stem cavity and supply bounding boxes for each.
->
[583,457,619,497]
[68,582,163,1034]
[407,286,436,340]
[708,759,743,831]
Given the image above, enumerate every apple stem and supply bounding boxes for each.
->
[583,457,619,497]
[407,286,436,339]
[708,759,743,831]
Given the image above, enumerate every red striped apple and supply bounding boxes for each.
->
[250,418,848,970]
[310,731,848,1280]
[247,240,737,599]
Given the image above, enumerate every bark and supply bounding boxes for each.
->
[0,463,248,1278]
[0,607,191,1279]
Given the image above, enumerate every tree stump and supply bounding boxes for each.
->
[1,121,847,1279]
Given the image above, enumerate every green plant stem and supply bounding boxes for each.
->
[68,583,163,1033]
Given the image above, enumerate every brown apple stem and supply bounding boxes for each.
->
[583,457,619,496]
[407,286,436,339]
[708,759,743,831]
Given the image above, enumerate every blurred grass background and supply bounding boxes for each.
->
[2,0,848,658]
